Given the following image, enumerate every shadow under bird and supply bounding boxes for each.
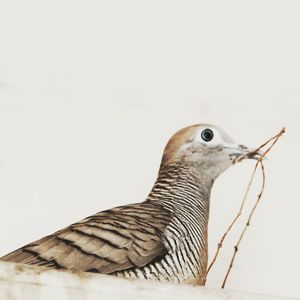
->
[1,124,260,285]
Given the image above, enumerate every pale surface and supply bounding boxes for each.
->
[0,262,298,300]
[0,0,299,298]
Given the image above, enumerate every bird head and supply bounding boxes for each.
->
[161,124,260,180]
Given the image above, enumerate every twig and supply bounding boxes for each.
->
[221,161,265,288]
[235,128,286,163]
[204,128,285,285]
[204,162,259,281]
[221,128,285,288]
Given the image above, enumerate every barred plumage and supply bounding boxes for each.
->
[1,124,257,284]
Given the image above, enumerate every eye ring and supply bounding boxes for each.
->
[201,128,214,142]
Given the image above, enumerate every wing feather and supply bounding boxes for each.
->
[1,202,172,274]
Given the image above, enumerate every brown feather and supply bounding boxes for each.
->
[1,202,171,274]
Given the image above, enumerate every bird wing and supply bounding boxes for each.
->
[1,202,172,274]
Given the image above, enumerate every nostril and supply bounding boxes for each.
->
[239,144,248,150]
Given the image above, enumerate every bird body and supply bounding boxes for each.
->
[1,124,256,284]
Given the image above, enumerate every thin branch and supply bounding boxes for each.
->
[204,127,285,285]
[221,161,265,288]
[235,127,286,163]
[204,162,259,281]
[221,128,285,288]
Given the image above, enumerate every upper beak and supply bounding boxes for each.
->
[230,144,264,163]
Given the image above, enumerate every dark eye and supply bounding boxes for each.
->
[201,128,214,142]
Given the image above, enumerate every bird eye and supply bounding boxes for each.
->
[201,128,214,142]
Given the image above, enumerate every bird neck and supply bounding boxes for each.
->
[147,160,213,216]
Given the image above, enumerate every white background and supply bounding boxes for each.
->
[0,1,299,298]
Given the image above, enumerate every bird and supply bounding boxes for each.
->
[1,124,259,285]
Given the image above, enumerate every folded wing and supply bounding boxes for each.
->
[1,202,172,274]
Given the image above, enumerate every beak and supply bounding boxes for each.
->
[229,144,264,164]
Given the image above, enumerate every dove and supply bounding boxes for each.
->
[1,124,259,285]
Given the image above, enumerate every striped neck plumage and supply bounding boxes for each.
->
[146,160,213,215]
